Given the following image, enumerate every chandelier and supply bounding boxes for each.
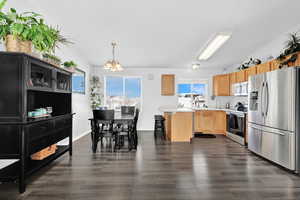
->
[104,42,123,71]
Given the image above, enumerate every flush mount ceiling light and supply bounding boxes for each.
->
[198,33,231,61]
[192,63,200,70]
[104,41,123,72]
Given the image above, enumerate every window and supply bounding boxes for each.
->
[105,76,142,110]
[177,81,207,108]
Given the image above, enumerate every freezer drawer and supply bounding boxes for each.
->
[248,123,295,170]
[272,131,295,170]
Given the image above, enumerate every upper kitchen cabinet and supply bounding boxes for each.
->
[161,74,175,96]
[213,74,230,96]
[236,70,246,83]
[245,66,257,81]
[256,62,271,74]
[270,60,280,71]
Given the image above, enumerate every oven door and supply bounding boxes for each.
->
[226,113,245,137]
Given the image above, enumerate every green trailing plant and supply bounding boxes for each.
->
[42,53,61,64]
[276,32,300,68]
[0,0,72,53]
[63,60,77,68]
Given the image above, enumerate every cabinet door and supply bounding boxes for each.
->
[213,74,230,96]
[195,110,226,134]
[245,66,257,81]
[229,73,236,96]
[270,60,280,71]
[164,112,172,140]
[236,70,246,83]
[161,74,175,96]
[55,70,72,93]
[256,62,271,74]
[213,111,226,134]
[27,58,54,92]
[195,110,214,133]
[294,52,300,67]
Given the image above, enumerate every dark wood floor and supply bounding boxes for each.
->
[1,131,300,200]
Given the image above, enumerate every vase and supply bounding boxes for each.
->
[5,35,19,52]
[19,40,32,54]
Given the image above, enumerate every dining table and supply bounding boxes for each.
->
[88,112,136,152]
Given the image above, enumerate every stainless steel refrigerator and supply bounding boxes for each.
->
[248,67,300,172]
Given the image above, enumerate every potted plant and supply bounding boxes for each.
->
[0,0,72,54]
[276,32,300,68]
[42,53,61,67]
[63,60,77,73]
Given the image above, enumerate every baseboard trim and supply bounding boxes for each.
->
[73,130,91,142]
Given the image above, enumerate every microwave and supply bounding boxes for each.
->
[233,82,248,96]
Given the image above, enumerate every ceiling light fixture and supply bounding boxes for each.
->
[198,33,231,61]
[192,63,200,70]
[104,41,123,72]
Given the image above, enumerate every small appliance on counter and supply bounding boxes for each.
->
[235,102,247,112]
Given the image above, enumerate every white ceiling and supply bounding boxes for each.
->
[11,0,300,69]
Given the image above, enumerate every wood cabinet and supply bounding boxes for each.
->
[194,110,226,134]
[256,62,271,74]
[245,66,257,81]
[164,112,172,140]
[213,74,230,96]
[229,73,236,96]
[270,60,280,71]
[161,74,175,96]
[236,70,246,83]
[164,112,193,142]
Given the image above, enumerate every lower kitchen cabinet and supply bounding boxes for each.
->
[163,112,193,142]
[194,110,226,134]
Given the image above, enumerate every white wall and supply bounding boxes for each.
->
[2,1,93,141]
[93,67,223,130]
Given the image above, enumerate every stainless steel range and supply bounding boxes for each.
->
[226,110,246,145]
[248,67,300,172]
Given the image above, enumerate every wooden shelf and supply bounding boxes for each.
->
[0,145,69,182]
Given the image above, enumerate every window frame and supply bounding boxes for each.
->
[104,75,143,110]
[177,79,209,107]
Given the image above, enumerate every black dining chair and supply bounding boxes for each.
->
[115,108,139,151]
[132,108,139,149]
[121,106,135,116]
[91,110,117,152]
[154,115,166,139]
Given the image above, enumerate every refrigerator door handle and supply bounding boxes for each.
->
[265,81,269,116]
[261,82,265,117]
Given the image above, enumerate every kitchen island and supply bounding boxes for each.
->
[159,107,246,142]
[159,108,194,142]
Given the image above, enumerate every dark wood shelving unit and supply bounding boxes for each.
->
[0,52,73,193]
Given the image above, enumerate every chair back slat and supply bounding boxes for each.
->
[93,110,115,120]
[121,106,135,116]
